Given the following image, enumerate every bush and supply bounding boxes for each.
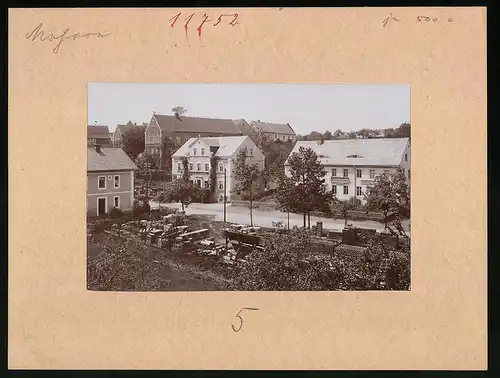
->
[232,227,411,291]
[149,208,162,220]
[87,239,171,291]
[132,198,150,216]
[191,188,212,203]
[240,190,268,201]
[91,219,114,234]
[399,205,411,218]
[109,207,124,219]
[151,170,171,182]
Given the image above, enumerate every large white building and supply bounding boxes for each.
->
[171,135,265,202]
[284,137,411,203]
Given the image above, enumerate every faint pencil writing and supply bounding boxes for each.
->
[383,13,454,27]
[25,22,111,54]
[382,13,403,28]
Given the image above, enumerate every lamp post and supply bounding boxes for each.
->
[144,162,152,215]
[223,168,227,226]
[287,209,290,231]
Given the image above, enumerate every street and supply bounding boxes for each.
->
[150,201,411,235]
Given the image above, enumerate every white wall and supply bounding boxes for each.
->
[284,164,401,204]
[399,141,411,185]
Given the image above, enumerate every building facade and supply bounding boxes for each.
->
[87,125,112,147]
[171,136,265,202]
[144,113,255,163]
[249,120,296,141]
[284,138,411,203]
[87,145,138,216]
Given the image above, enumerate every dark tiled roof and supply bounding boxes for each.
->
[87,125,111,139]
[87,147,138,172]
[250,121,295,135]
[153,114,247,135]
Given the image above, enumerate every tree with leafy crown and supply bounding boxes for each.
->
[286,146,329,229]
[364,169,410,229]
[275,175,300,230]
[165,157,193,210]
[233,148,261,226]
[122,127,145,161]
[172,106,187,116]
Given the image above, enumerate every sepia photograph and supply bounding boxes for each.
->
[87,83,411,292]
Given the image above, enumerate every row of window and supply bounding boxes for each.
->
[331,168,410,179]
[332,168,388,179]
[188,178,225,190]
[177,162,228,172]
[331,185,363,196]
[147,133,161,144]
[88,138,111,147]
[273,134,294,141]
[191,147,253,157]
[98,175,120,189]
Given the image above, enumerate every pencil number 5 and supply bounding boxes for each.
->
[231,307,259,332]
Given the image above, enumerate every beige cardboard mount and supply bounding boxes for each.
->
[8,7,487,370]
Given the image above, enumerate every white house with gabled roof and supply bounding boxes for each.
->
[284,137,411,203]
[171,135,265,202]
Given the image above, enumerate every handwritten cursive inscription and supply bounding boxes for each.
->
[25,22,111,54]
[383,13,454,27]
[382,13,403,28]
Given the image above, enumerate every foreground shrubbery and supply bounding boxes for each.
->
[132,196,151,216]
[88,220,410,291]
[87,238,171,291]
[232,227,410,291]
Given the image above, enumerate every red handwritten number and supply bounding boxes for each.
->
[197,14,212,40]
[184,13,194,39]
[169,12,181,28]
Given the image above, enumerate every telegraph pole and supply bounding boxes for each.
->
[144,162,152,217]
[223,168,227,226]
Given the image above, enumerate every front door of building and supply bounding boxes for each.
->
[98,198,106,216]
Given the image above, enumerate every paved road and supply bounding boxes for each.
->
[150,201,411,235]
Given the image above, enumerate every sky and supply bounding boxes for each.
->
[88,83,410,135]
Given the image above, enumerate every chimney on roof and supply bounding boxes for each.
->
[95,144,101,153]
[175,112,183,121]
